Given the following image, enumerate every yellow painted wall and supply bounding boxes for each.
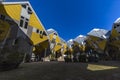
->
[49,32,62,52]
[0,4,46,31]
[49,33,61,43]
[109,29,120,48]
[29,13,44,30]
[54,45,62,52]
[0,20,10,41]
[87,36,106,51]
[31,32,48,45]
[86,37,95,50]
[111,29,120,38]
[0,4,21,21]
[89,36,107,51]
[98,40,107,50]
[49,34,53,41]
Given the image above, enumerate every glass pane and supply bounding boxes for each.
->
[24,21,28,29]
[36,29,39,33]
[20,19,24,27]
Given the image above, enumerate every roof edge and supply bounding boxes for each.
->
[1,1,29,4]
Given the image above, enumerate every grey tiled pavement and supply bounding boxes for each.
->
[0,61,120,80]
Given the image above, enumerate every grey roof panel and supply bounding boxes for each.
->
[87,28,109,39]
[47,28,57,35]
[74,35,86,44]
[114,18,120,23]
[67,39,74,47]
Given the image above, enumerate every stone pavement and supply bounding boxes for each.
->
[0,61,120,80]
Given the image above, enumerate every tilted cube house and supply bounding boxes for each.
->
[0,0,50,69]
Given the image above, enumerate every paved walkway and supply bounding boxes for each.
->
[0,61,120,80]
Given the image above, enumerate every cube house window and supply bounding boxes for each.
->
[24,21,28,29]
[20,19,24,27]
[36,29,39,33]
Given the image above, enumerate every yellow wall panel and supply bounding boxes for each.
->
[110,40,120,47]
[111,29,120,38]
[29,13,44,30]
[98,40,107,50]
[31,32,48,45]
[56,36,61,43]
[54,45,62,52]
[49,34,53,40]
[49,33,61,43]
[2,4,21,21]
[48,33,62,52]
[0,20,10,41]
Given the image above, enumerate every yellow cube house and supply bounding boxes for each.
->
[106,18,120,60]
[47,28,64,60]
[0,1,49,70]
[86,28,109,54]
